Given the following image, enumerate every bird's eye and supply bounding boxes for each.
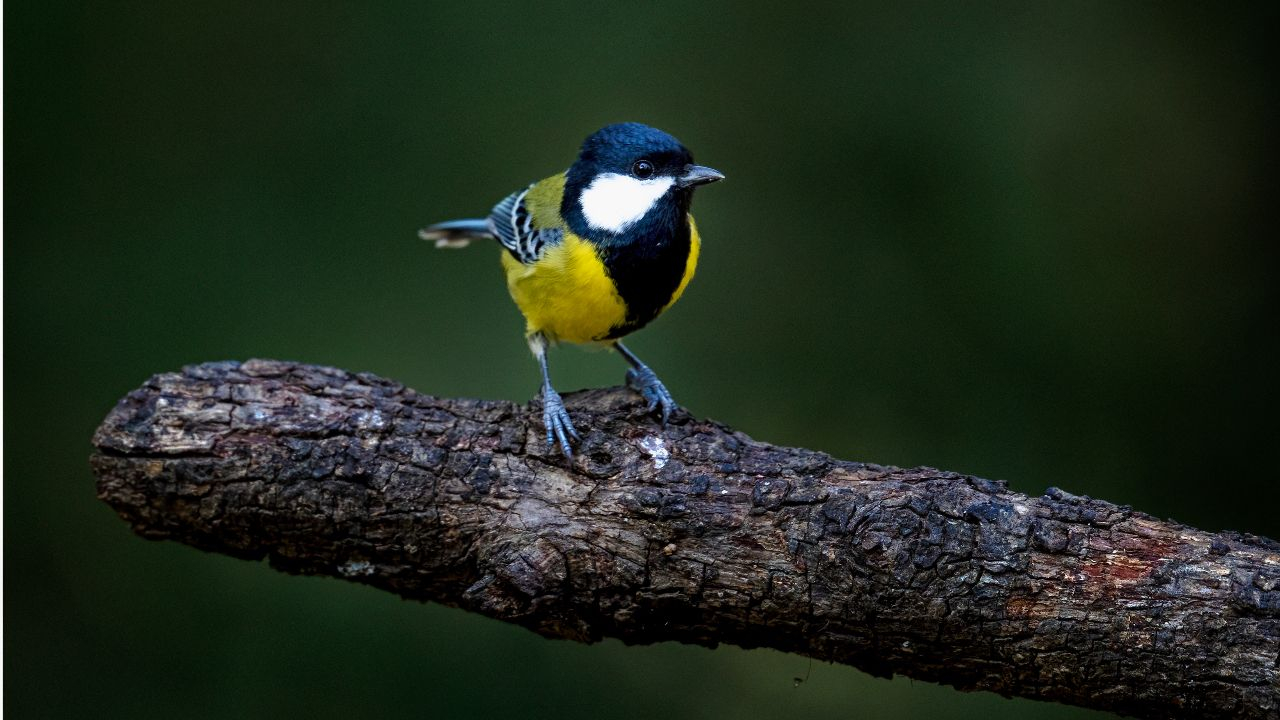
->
[632,160,655,179]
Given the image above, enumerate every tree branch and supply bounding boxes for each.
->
[91,360,1279,719]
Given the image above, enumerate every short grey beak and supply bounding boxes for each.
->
[677,164,725,188]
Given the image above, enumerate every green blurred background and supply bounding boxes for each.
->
[5,2,1276,718]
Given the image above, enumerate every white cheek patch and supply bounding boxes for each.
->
[578,173,675,233]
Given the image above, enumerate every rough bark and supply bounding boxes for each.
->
[91,359,1279,719]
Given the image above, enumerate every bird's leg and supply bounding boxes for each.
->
[614,341,677,426]
[532,334,579,458]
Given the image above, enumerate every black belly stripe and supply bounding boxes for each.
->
[599,218,691,339]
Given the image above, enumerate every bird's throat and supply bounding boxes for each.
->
[597,206,693,339]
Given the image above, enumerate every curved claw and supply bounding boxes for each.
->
[542,387,580,459]
[625,366,677,426]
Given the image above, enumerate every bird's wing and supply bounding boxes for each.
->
[488,186,563,265]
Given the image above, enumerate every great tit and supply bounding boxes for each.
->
[419,123,724,458]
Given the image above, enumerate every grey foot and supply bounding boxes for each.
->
[625,365,677,426]
[542,387,580,458]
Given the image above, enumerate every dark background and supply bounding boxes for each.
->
[5,2,1276,718]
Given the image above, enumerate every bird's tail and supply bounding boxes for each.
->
[418,219,494,249]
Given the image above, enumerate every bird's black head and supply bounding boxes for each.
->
[562,123,723,240]
[575,123,694,182]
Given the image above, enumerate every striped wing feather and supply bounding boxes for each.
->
[489,186,561,264]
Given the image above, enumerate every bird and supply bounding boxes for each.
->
[418,122,724,458]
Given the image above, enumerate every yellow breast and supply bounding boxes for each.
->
[501,233,628,345]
